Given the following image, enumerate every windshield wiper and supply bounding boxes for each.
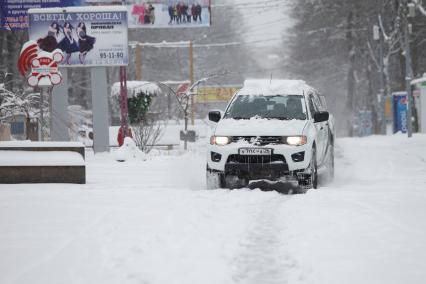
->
[231,116,249,120]
[266,117,291,120]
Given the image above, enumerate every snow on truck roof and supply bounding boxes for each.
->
[238,79,316,96]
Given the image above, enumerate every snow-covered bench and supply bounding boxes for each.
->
[0,142,85,184]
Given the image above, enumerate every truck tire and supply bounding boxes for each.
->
[223,174,249,189]
[206,165,223,189]
[298,146,318,190]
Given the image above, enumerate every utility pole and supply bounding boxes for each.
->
[120,66,129,139]
[374,17,386,135]
[189,40,194,126]
[402,0,414,137]
[135,44,142,81]
[379,24,386,135]
[120,0,129,140]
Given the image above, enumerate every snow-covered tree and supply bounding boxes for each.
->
[0,83,41,123]
[286,0,426,136]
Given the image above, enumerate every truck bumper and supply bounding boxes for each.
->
[225,163,289,180]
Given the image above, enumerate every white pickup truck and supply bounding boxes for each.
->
[206,79,335,191]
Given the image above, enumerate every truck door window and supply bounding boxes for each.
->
[308,95,316,118]
[319,95,327,110]
[313,95,324,111]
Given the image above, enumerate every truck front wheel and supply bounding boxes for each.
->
[298,146,318,190]
[223,174,249,189]
[206,165,224,189]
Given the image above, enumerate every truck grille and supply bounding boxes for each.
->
[227,154,286,164]
[231,136,283,145]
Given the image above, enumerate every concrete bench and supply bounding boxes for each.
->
[110,143,180,150]
[147,144,180,151]
[0,142,86,184]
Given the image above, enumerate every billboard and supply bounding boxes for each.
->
[1,0,83,29]
[127,0,211,28]
[196,86,240,103]
[2,0,211,30]
[28,6,128,67]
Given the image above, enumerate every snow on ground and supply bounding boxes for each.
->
[0,134,426,284]
[279,134,426,284]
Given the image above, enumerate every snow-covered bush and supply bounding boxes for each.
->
[132,116,164,154]
[111,81,170,153]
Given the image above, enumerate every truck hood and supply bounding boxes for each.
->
[214,118,307,136]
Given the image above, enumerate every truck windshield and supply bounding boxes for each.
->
[224,95,307,120]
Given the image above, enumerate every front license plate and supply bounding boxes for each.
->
[239,148,272,155]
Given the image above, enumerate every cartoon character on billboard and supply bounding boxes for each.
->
[77,22,96,64]
[18,40,64,87]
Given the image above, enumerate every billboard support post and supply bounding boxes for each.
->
[91,67,110,153]
[51,68,69,141]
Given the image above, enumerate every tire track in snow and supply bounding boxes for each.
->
[232,194,297,284]
[332,194,425,236]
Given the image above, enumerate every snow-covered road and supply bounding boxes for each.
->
[1,134,426,284]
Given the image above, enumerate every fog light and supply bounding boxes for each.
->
[211,152,222,162]
[291,151,305,162]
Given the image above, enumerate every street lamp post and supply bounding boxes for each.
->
[373,21,386,135]
[402,0,414,138]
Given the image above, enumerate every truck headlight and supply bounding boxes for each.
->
[210,136,231,146]
[286,136,307,146]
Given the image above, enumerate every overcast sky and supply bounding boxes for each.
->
[215,0,293,47]
[225,0,293,76]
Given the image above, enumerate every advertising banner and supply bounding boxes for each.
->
[28,6,128,67]
[127,0,211,28]
[1,0,83,29]
[384,95,392,120]
[196,86,240,103]
[2,0,211,30]
[392,92,408,134]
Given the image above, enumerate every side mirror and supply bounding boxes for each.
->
[208,111,221,123]
[314,111,329,123]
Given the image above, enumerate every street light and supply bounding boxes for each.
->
[403,0,415,138]
[373,22,386,135]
